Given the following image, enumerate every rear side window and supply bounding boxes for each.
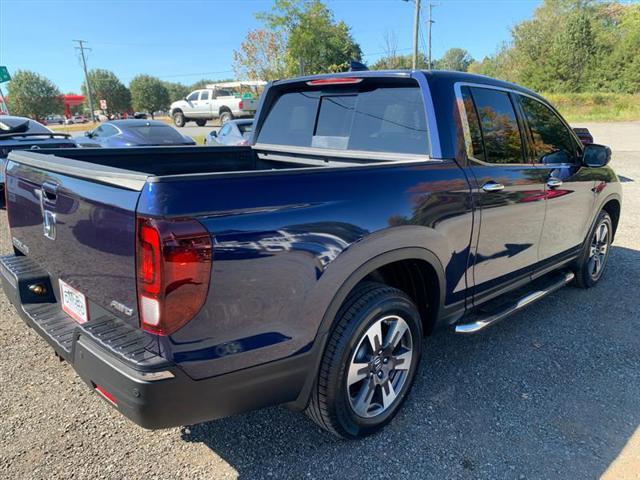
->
[258,83,428,155]
[470,87,524,164]
[200,91,210,101]
[519,95,578,164]
[461,87,485,161]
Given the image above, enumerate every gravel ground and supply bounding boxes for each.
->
[1,123,639,479]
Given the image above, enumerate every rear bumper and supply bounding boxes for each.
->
[1,254,309,429]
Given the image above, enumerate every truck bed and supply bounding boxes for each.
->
[9,145,414,191]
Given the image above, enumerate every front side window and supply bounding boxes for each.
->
[470,87,524,164]
[519,96,578,164]
[218,124,232,137]
[187,91,199,102]
[257,82,428,155]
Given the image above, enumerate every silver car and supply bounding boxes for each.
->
[204,119,253,146]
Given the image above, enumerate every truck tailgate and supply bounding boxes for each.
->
[5,151,144,328]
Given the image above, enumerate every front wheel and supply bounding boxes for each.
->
[173,111,186,127]
[574,210,613,288]
[306,282,423,439]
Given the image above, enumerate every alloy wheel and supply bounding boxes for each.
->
[347,315,414,418]
[588,220,610,281]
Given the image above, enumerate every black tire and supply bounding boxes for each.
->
[306,281,423,439]
[574,210,613,288]
[219,110,233,124]
[173,111,186,127]
[195,119,207,127]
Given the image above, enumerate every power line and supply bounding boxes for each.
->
[73,40,95,120]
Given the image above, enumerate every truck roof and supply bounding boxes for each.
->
[272,69,545,102]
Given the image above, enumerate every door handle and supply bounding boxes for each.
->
[482,181,505,193]
[547,178,563,188]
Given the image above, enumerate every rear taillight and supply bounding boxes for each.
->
[136,216,212,335]
[238,100,244,110]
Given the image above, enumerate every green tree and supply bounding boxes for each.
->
[469,0,639,94]
[163,81,191,102]
[257,0,362,76]
[129,75,170,119]
[233,29,287,80]
[6,70,63,120]
[435,48,474,72]
[82,69,130,114]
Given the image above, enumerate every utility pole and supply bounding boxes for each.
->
[412,0,421,69]
[427,3,435,70]
[73,40,95,121]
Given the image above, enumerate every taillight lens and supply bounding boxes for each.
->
[136,216,212,335]
[238,100,244,110]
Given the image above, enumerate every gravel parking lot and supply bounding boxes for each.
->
[1,123,639,479]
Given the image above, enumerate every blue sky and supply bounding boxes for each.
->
[0,0,542,92]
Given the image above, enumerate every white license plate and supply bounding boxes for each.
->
[59,279,89,324]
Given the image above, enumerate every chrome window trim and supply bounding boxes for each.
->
[454,81,583,168]
[253,143,438,164]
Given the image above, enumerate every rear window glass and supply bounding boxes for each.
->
[257,83,428,155]
[128,125,185,143]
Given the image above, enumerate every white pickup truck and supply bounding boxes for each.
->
[169,81,264,127]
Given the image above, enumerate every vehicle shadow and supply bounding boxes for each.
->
[180,245,640,479]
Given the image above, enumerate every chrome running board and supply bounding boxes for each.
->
[455,271,575,334]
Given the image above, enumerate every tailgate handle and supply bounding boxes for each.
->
[41,182,58,204]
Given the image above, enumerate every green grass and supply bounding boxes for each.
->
[544,93,640,122]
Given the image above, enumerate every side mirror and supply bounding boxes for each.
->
[583,143,611,168]
[210,130,217,137]
[84,131,92,138]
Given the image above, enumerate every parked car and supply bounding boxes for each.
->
[170,81,263,127]
[1,71,621,439]
[0,116,76,205]
[75,119,195,148]
[45,115,65,125]
[132,112,148,119]
[72,114,89,124]
[204,119,253,146]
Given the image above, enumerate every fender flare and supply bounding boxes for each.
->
[289,231,450,410]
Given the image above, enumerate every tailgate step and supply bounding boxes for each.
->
[1,254,169,370]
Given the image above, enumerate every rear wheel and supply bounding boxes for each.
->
[306,282,422,439]
[574,210,612,288]
[195,119,207,127]
[219,110,233,124]
[173,111,186,128]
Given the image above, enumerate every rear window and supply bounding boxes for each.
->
[128,125,185,143]
[257,82,428,155]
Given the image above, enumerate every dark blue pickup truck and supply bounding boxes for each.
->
[1,71,621,439]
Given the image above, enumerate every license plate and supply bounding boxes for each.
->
[59,279,89,324]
